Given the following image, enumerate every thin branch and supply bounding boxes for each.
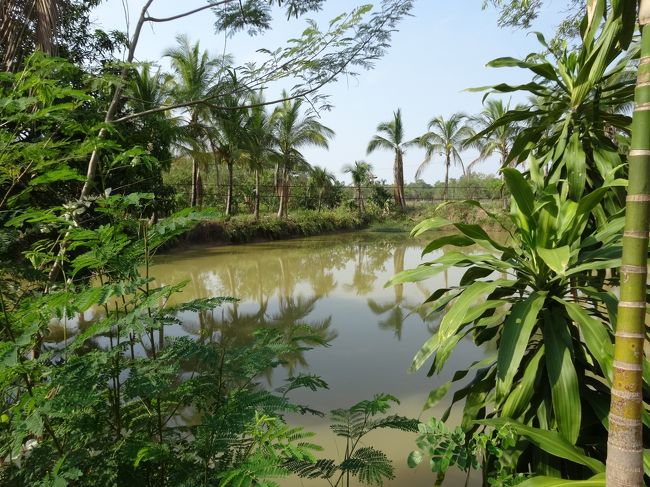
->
[144,0,235,23]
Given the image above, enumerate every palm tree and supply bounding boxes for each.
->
[417,113,474,201]
[242,92,276,219]
[467,99,522,174]
[272,92,334,218]
[165,35,226,207]
[366,109,415,210]
[1,0,58,71]
[310,166,336,211]
[343,160,373,214]
[211,92,249,216]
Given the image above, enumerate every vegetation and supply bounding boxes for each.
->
[367,109,416,211]
[2,0,649,486]
[416,113,474,201]
[395,2,648,486]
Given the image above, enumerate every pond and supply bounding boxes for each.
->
[150,230,487,486]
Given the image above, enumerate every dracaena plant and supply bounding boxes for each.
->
[469,3,636,215]
[390,168,643,481]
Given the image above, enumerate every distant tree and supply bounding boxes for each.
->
[0,0,121,71]
[243,92,277,219]
[416,113,474,201]
[165,35,228,207]
[366,108,416,210]
[212,92,249,216]
[343,160,374,213]
[310,166,336,211]
[467,99,523,174]
[272,92,334,218]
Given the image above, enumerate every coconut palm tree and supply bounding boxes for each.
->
[272,91,334,218]
[310,166,336,211]
[343,160,374,214]
[366,109,415,210]
[165,35,228,207]
[211,91,250,216]
[417,113,474,201]
[242,92,277,219]
[467,99,523,174]
[1,0,58,71]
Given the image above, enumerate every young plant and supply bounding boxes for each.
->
[287,394,419,487]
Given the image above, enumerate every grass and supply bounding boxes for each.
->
[163,200,508,250]
[175,207,373,246]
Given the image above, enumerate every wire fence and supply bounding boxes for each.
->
[166,183,504,205]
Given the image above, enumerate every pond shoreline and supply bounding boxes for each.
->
[160,202,508,253]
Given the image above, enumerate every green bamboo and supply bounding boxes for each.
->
[606,4,650,485]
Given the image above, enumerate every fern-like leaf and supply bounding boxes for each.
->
[339,447,394,486]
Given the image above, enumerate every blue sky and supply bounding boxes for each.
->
[92,0,568,184]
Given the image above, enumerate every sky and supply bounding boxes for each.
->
[91,0,570,185]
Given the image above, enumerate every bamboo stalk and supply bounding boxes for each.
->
[605,4,650,485]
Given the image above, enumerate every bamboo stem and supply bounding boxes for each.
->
[605,10,650,486]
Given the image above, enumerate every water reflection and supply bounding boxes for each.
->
[150,231,486,487]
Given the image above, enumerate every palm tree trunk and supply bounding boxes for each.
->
[444,154,450,201]
[35,0,58,56]
[254,168,260,220]
[394,150,406,210]
[605,8,650,486]
[318,189,323,211]
[225,160,233,216]
[191,158,198,207]
[196,169,203,207]
[356,185,362,213]
[277,166,287,218]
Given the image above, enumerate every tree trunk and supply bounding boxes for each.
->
[191,158,198,207]
[35,0,58,56]
[605,7,650,486]
[393,150,406,210]
[196,169,203,207]
[225,160,233,216]
[357,185,364,214]
[254,168,260,220]
[444,154,450,201]
[318,189,323,211]
[277,166,287,218]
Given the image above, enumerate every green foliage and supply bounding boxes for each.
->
[392,169,635,480]
[408,417,525,486]
[286,394,419,487]
[0,192,337,485]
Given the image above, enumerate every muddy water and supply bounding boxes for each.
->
[151,231,488,486]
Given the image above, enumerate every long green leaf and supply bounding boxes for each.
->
[411,279,514,372]
[537,246,571,276]
[497,292,546,401]
[501,346,544,419]
[556,298,613,382]
[503,168,534,222]
[477,419,604,473]
[516,473,605,487]
[544,308,581,444]
[387,264,445,286]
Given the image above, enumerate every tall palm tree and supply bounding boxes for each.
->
[1,0,58,71]
[165,35,227,207]
[242,92,277,219]
[343,160,374,214]
[272,92,334,218]
[467,99,522,174]
[366,108,415,211]
[211,92,249,216]
[417,113,474,201]
[310,166,336,211]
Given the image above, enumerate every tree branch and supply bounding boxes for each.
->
[144,0,236,23]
